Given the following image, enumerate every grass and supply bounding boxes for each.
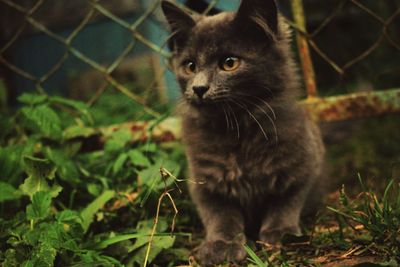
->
[0,90,399,266]
[328,176,400,259]
[244,245,268,267]
[236,175,400,267]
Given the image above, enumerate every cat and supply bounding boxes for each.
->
[161,0,326,265]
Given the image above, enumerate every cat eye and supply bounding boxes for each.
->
[183,60,196,75]
[220,57,241,72]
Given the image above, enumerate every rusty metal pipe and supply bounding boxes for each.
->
[302,89,400,122]
[89,89,400,148]
[291,0,318,98]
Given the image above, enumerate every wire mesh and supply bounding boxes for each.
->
[284,0,400,92]
[0,0,399,121]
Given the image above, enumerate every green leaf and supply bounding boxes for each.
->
[339,184,349,206]
[50,96,93,124]
[95,231,189,250]
[244,245,267,267]
[56,210,82,222]
[128,219,169,252]
[18,93,47,105]
[23,156,56,180]
[20,156,61,199]
[133,235,176,265]
[36,221,79,251]
[56,210,82,224]
[45,148,80,183]
[138,159,181,190]
[128,149,151,167]
[63,125,96,139]
[95,233,150,250]
[104,129,132,152]
[139,143,158,153]
[21,105,62,139]
[30,241,57,267]
[26,191,52,220]
[20,175,62,199]
[0,115,13,141]
[22,261,35,267]
[160,159,181,177]
[81,190,115,232]
[87,183,102,196]
[137,167,160,187]
[112,153,128,175]
[77,250,122,267]
[0,145,26,185]
[3,249,20,267]
[50,96,88,114]
[138,159,181,206]
[0,182,22,202]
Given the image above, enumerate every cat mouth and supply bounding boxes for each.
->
[188,97,216,107]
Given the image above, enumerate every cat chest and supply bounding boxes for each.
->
[196,150,277,200]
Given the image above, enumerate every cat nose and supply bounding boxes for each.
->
[193,86,209,99]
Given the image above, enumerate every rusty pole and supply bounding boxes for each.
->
[291,0,318,98]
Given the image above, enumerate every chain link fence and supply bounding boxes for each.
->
[1,0,399,122]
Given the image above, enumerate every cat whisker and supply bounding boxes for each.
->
[211,93,231,102]
[228,103,240,140]
[244,94,276,120]
[212,95,229,100]
[225,102,236,131]
[231,96,278,144]
[231,92,276,120]
[262,86,274,98]
[212,90,230,97]
[221,102,232,131]
[228,98,269,143]
[216,89,230,93]
[226,101,240,140]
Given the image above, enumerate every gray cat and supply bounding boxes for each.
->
[161,0,326,265]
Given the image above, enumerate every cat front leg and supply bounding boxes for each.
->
[259,181,311,244]
[189,185,247,265]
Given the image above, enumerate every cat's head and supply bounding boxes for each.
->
[162,0,297,108]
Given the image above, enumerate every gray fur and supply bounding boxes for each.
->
[162,0,326,265]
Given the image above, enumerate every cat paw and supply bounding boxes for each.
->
[259,226,301,244]
[193,240,247,266]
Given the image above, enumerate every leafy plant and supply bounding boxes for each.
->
[1,91,399,267]
[0,92,189,266]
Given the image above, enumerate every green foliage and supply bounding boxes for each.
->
[20,156,61,199]
[21,104,62,139]
[1,91,399,266]
[329,176,400,258]
[0,93,188,266]
[0,182,21,202]
[245,244,268,267]
[26,191,52,220]
[81,190,115,232]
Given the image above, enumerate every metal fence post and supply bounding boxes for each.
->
[291,0,318,98]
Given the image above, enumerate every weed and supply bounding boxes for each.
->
[0,93,189,266]
[329,175,400,259]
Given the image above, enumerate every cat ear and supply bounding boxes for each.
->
[161,1,196,50]
[235,0,278,36]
